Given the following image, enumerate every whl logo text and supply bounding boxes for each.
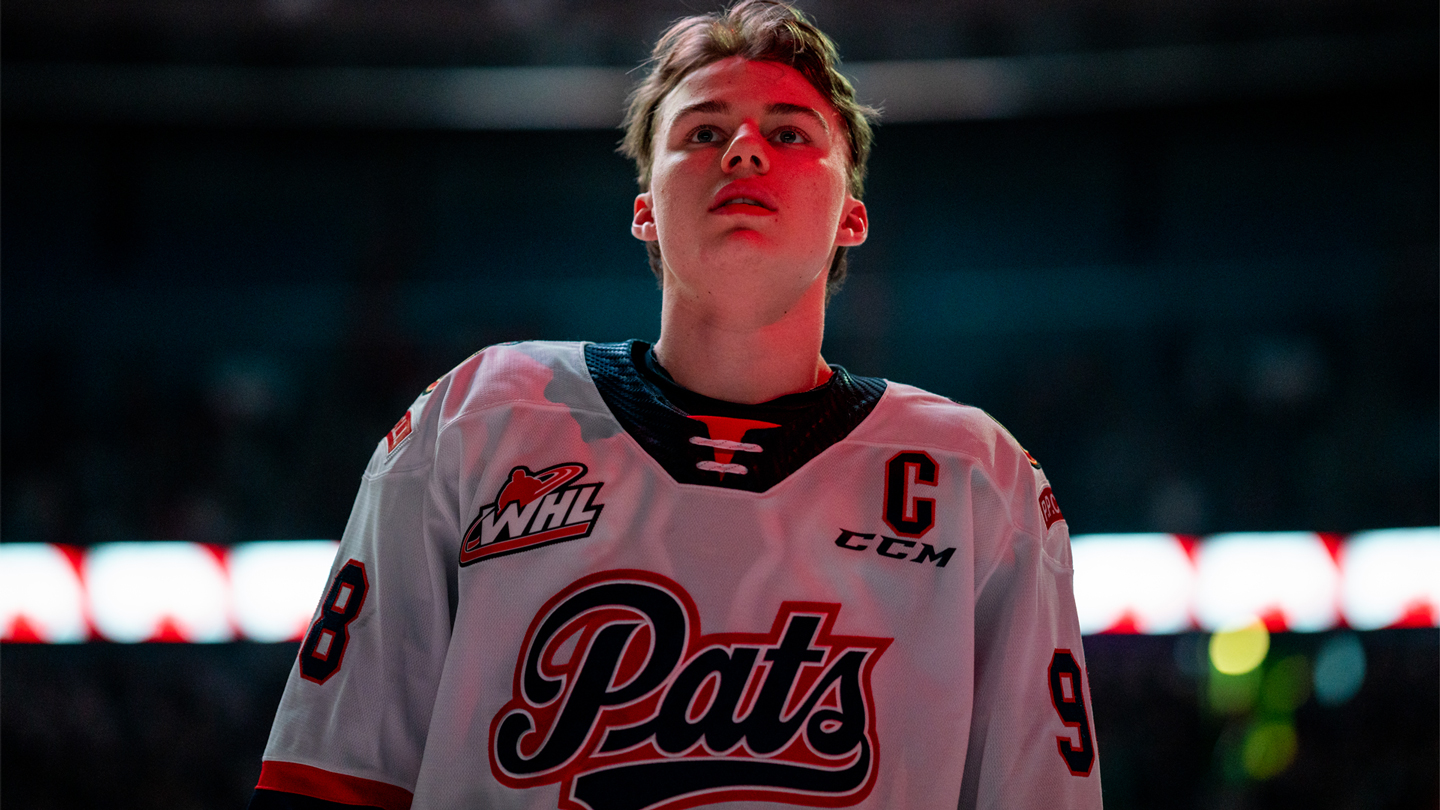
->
[489,570,891,810]
[460,463,604,565]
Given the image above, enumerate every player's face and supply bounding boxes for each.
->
[632,57,867,321]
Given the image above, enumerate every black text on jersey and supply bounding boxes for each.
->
[882,451,937,538]
[459,463,605,566]
[833,529,955,567]
[489,570,892,810]
[833,451,952,567]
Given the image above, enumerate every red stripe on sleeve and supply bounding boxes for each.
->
[256,761,413,810]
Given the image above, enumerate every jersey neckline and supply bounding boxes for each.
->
[584,340,887,492]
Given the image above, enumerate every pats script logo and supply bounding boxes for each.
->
[489,570,891,810]
[459,463,604,565]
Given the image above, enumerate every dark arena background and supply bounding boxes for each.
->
[2,0,1437,808]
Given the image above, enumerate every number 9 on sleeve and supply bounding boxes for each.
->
[1048,649,1096,776]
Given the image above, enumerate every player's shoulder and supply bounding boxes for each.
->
[865,379,1064,549]
[860,379,1043,478]
[436,340,590,419]
[367,340,596,473]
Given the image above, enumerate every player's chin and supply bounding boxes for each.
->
[722,228,770,244]
[701,229,771,257]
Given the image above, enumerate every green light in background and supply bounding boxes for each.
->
[1259,655,1312,714]
[1208,666,1263,714]
[1210,620,1270,675]
[1241,721,1298,779]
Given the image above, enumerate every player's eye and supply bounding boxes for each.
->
[771,127,809,145]
[689,126,723,144]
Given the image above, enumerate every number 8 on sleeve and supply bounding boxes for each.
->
[299,560,369,684]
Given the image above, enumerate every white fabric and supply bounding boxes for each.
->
[261,341,1102,809]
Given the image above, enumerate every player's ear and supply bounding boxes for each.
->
[632,193,658,242]
[834,197,868,247]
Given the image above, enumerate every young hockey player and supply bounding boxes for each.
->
[250,2,1101,808]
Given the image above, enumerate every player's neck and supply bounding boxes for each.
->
[654,281,830,405]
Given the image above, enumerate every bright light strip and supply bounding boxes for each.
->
[86,542,234,643]
[1339,527,1440,630]
[2,532,1437,641]
[0,543,87,643]
[1194,532,1340,632]
[1072,534,1194,634]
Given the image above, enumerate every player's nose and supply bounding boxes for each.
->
[722,123,769,175]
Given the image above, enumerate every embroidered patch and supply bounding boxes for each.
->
[1039,486,1065,530]
[459,463,605,565]
[384,411,413,454]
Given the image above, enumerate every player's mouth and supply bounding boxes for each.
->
[710,187,777,214]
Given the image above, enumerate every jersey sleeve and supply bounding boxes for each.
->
[254,381,461,810]
[957,459,1103,809]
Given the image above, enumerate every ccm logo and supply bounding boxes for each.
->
[835,529,954,568]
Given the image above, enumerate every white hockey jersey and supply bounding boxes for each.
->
[254,340,1101,810]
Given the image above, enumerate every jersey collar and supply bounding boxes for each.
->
[585,340,886,492]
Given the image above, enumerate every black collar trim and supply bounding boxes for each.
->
[584,340,887,492]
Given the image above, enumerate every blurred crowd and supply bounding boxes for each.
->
[4,276,1435,551]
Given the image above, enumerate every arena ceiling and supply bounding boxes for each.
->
[3,0,1434,126]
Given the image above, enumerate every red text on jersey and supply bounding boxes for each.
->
[1039,486,1065,530]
